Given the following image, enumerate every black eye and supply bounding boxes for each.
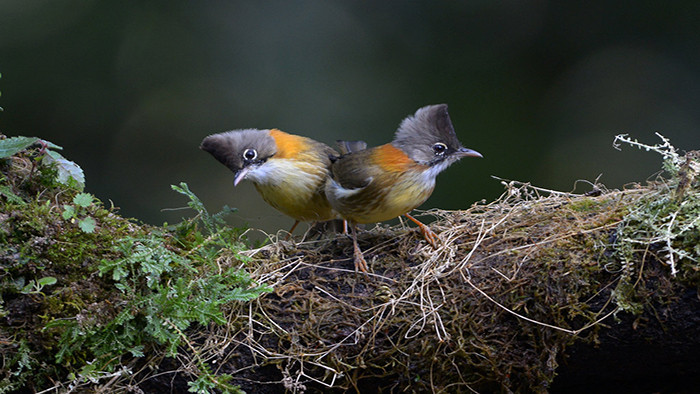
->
[432,143,447,155]
[243,148,257,161]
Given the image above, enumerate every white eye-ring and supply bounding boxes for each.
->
[243,148,257,161]
[432,142,447,155]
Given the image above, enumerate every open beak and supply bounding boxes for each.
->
[457,147,483,158]
[233,167,250,186]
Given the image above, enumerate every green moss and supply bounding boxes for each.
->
[610,138,700,316]
[568,197,601,212]
[1,136,267,393]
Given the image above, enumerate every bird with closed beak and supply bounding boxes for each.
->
[325,104,482,272]
[201,128,339,235]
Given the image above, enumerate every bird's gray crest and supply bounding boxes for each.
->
[392,104,465,164]
[200,129,277,172]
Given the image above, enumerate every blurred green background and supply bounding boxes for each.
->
[1,1,698,234]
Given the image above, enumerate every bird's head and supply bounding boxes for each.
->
[392,104,482,171]
[200,129,278,186]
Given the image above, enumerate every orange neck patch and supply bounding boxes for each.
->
[269,129,309,159]
[372,143,424,172]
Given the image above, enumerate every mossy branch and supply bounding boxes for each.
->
[2,133,698,393]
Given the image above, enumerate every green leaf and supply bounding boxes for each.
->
[73,193,93,208]
[78,363,98,382]
[187,376,215,394]
[211,205,237,225]
[0,184,26,205]
[41,139,63,150]
[43,150,85,190]
[37,277,57,286]
[110,263,129,282]
[78,217,96,233]
[62,205,76,220]
[12,277,26,290]
[129,346,145,357]
[172,182,216,235]
[0,136,39,158]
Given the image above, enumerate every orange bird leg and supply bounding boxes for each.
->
[404,213,439,249]
[350,224,369,273]
[285,220,300,240]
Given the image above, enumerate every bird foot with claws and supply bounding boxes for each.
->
[353,251,369,273]
[349,224,369,273]
[404,213,440,249]
[417,223,439,249]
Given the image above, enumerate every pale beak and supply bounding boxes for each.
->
[457,147,483,158]
[233,167,250,186]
